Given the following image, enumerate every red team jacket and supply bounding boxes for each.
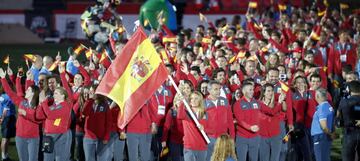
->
[73,100,85,133]
[82,99,112,141]
[162,108,184,145]
[233,97,262,138]
[36,99,72,134]
[259,102,282,138]
[204,96,235,139]
[126,102,156,134]
[328,42,357,76]
[148,88,173,127]
[110,106,124,133]
[305,90,332,129]
[1,78,41,138]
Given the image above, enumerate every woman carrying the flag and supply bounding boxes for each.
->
[161,80,194,161]
[177,91,208,161]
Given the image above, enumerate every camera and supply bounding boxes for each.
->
[18,67,24,77]
[279,74,287,81]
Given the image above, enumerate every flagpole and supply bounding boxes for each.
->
[167,75,210,144]
[104,50,113,63]
[25,59,30,69]
[7,55,10,68]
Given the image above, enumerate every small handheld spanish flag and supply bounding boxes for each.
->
[48,60,61,72]
[261,47,269,53]
[278,4,287,11]
[322,66,328,72]
[249,1,258,8]
[159,49,170,64]
[333,80,340,88]
[117,26,125,34]
[24,54,37,62]
[283,131,291,143]
[228,51,246,64]
[310,30,320,41]
[85,48,93,60]
[160,147,169,158]
[340,3,349,9]
[3,55,9,64]
[74,44,87,56]
[280,81,289,92]
[99,50,108,64]
[251,18,263,30]
[162,37,176,43]
[202,37,211,44]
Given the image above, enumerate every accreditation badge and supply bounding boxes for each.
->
[253,103,259,109]
[158,105,166,115]
[340,54,347,63]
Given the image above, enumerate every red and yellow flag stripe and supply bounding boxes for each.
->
[24,54,37,62]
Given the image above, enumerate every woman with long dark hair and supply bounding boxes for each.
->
[72,87,90,161]
[258,83,286,161]
[288,76,312,161]
[0,68,41,161]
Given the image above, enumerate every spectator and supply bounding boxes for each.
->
[0,70,17,161]
[311,88,335,161]
[338,81,360,161]
[210,134,237,161]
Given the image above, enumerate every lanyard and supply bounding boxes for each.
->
[336,43,350,55]
[319,47,327,64]
[155,90,166,106]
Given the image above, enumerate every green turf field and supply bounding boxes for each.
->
[0,44,344,161]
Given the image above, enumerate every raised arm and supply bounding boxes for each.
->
[6,66,15,86]
[59,65,73,103]
[78,65,91,86]
[15,76,24,97]
[0,68,22,105]
[25,70,35,91]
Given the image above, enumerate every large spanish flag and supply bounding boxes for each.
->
[96,28,168,129]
